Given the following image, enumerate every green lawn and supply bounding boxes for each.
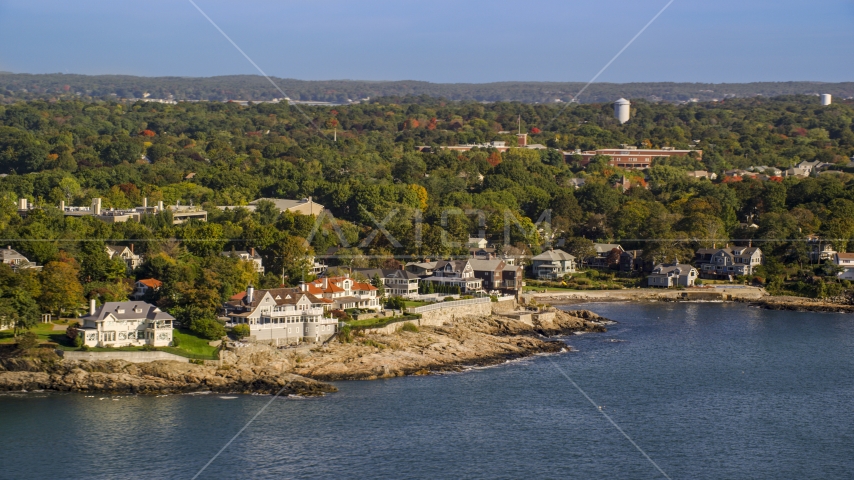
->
[164,329,219,359]
[0,325,219,360]
[403,300,428,308]
[347,315,421,329]
[0,322,72,346]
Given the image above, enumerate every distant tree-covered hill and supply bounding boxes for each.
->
[0,72,852,105]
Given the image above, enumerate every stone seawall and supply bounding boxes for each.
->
[58,350,189,363]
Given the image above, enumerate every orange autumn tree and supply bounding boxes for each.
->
[140,129,156,137]
[487,151,502,167]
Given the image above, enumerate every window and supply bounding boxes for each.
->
[103,331,116,342]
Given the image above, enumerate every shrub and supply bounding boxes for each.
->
[400,322,419,333]
[444,296,455,302]
[171,336,180,347]
[189,316,226,340]
[231,324,250,339]
[490,295,498,302]
[141,344,156,351]
[16,331,39,350]
[66,321,80,340]
[338,325,352,343]
[79,344,90,351]
[73,335,84,348]
[386,296,406,310]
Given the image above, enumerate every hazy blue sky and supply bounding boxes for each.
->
[1,0,852,83]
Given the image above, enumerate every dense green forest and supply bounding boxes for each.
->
[0,94,852,335]
[1,73,854,104]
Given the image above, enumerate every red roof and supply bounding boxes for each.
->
[138,278,163,288]
[352,281,377,291]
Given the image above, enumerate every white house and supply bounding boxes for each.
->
[130,278,163,300]
[78,300,174,347]
[0,246,41,271]
[222,248,264,274]
[531,249,577,279]
[224,286,337,345]
[467,237,489,249]
[647,263,698,288]
[834,253,854,268]
[106,245,143,271]
[300,275,381,311]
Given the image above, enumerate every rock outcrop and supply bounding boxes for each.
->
[290,310,606,381]
[0,309,607,393]
[0,346,335,396]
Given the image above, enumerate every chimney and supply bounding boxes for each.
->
[250,247,255,257]
[89,298,96,316]
[92,198,102,215]
[59,200,65,210]
[157,200,164,211]
[246,285,255,304]
[517,133,528,147]
[143,197,148,209]
[130,243,134,254]
[18,198,27,210]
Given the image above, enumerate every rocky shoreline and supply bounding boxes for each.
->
[744,296,854,313]
[527,288,854,314]
[0,309,607,395]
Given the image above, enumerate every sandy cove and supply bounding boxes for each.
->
[0,310,607,395]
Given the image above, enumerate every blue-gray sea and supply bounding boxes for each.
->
[2,302,854,479]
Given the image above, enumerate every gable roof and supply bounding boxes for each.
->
[354,268,420,280]
[435,259,471,272]
[651,264,696,275]
[532,249,575,261]
[594,243,623,254]
[84,301,173,322]
[227,288,330,309]
[0,247,29,262]
[468,259,505,272]
[137,278,162,289]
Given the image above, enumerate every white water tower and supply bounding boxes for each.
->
[821,94,832,106]
[614,98,631,124]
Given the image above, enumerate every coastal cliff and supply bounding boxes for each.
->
[0,309,606,394]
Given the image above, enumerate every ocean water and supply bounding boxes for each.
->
[2,303,854,479]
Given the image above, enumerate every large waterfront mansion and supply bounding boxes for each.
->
[224,286,339,345]
[78,299,175,348]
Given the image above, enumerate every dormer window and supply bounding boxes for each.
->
[117,309,125,314]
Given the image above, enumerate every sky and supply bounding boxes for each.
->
[0,0,852,84]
